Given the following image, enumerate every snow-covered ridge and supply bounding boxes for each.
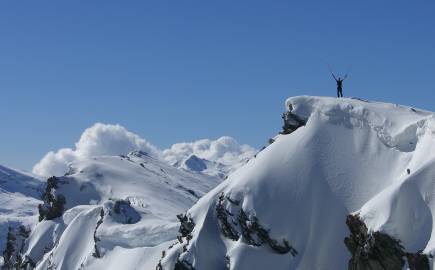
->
[1,149,224,269]
[4,96,435,270]
[158,96,435,269]
[288,96,433,153]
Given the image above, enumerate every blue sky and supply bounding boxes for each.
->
[1,0,434,170]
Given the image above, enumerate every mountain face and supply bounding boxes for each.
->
[0,150,222,269]
[158,96,435,270]
[3,96,435,270]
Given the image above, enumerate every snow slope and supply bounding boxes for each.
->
[15,150,221,269]
[0,165,44,267]
[158,96,435,269]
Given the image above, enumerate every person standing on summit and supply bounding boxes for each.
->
[332,73,347,98]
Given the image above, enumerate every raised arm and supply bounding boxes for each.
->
[331,73,338,81]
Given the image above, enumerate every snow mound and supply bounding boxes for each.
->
[159,96,435,269]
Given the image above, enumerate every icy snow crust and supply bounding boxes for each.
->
[160,96,435,269]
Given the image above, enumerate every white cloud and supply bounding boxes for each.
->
[33,123,256,178]
[32,123,160,177]
[163,136,256,168]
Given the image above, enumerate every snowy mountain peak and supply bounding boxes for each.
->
[157,96,435,270]
[183,155,207,172]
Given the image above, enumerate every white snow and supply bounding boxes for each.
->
[163,136,256,176]
[159,96,435,269]
[5,96,435,269]
[18,150,222,269]
[33,123,255,179]
[32,123,160,177]
[0,165,44,267]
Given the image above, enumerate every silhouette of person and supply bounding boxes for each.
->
[332,73,347,98]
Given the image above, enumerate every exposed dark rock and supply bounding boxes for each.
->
[129,150,149,158]
[2,225,31,270]
[216,193,240,241]
[155,250,166,270]
[226,195,240,206]
[238,208,258,246]
[2,227,17,270]
[216,193,297,256]
[156,214,196,270]
[238,210,297,255]
[176,213,195,238]
[281,110,305,135]
[344,214,430,270]
[174,258,195,270]
[38,176,67,221]
[110,200,141,224]
[406,252,430,270]
[92,208,105,258]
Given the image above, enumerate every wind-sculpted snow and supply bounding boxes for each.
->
[158,96,435,269]
[5,96,435,270]
[7,150,221,269]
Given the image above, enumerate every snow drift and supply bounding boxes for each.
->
[5,96,435,270]
[159,96,435,269]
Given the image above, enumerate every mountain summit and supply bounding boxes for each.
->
[159,96,435,269]
[3,96,435,270]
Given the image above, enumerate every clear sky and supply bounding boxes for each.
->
[1,0,434,171]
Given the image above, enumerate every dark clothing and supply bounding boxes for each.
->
[337,87,343,98]
[335,79,344,98]
[332,73,346,98]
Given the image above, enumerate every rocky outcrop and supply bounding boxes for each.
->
[2,226,31,270]
[92,209,105,258]
[110,200,141,224]
[406,252,430,270]
[281,110,305,135]
[174,259,195,270]
[216,193,240,241]
[38,176,66,221]
[216,193,298,256]
[344,214,430,270]
[155,213,196,270]
[176,213,195,238]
